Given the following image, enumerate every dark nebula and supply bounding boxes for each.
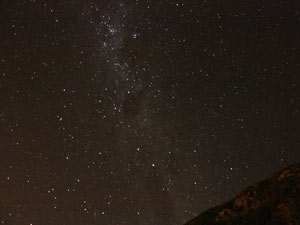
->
[0,1,299,225]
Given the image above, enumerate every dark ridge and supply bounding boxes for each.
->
[184,163,300,225]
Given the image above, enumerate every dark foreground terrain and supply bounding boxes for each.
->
[185,163,300,225]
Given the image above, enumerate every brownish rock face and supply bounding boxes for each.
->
[184,163,300,225]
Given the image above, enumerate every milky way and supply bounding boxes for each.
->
[0,1,299,225]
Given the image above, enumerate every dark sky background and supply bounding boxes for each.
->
[0,0,299,224]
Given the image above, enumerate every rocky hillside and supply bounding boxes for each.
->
[185,163,300,225]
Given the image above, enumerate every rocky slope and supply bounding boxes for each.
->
[185,163,300,225]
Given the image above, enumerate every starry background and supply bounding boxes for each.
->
[0,0,299,224]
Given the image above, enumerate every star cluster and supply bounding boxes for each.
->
[0,1,299,224]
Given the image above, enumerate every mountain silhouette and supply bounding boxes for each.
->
[185,163,300,225]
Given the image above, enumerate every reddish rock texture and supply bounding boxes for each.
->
[185,163,300,225]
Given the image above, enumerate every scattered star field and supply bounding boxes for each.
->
[0,1,299,224]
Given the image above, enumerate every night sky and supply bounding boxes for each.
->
[0,1,299,224]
